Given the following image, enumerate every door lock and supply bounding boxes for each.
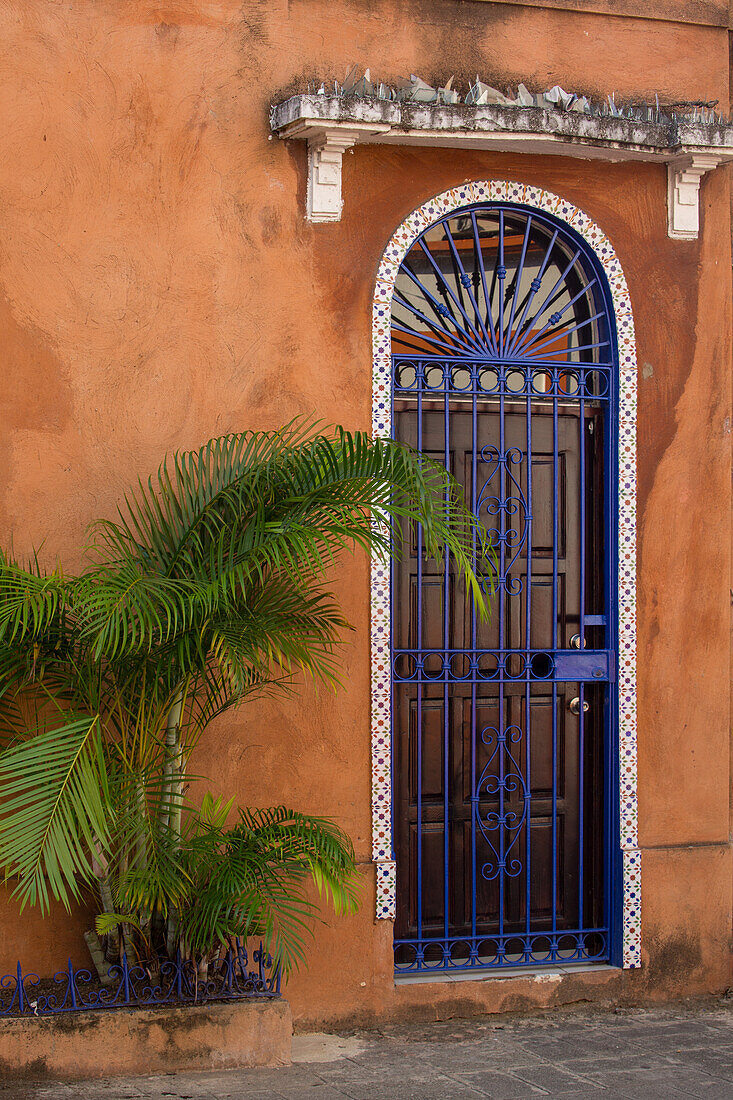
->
[569,697,590,716]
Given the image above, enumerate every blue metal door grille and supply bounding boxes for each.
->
[391,204,617,975]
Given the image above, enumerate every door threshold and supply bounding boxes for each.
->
[394,962,617,985]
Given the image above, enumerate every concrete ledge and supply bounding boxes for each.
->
[0,999,292,1081]
[270,93,733,232]
[270,94,733,160]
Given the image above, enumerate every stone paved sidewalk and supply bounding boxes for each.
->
[7,1000,733,1099]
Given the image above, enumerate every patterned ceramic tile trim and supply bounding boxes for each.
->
[371,181,639,971]
[375,860,397,919]
[623,848,642,967]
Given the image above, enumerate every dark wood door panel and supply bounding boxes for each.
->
[394,397,605,942]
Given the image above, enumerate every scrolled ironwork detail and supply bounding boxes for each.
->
[474,724,529,882]
[0,942,280,1018]
[477,447,529,595]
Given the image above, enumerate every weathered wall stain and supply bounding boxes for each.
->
[638,167,731,849]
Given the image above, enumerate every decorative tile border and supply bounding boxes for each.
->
[375,860,397,919]
[622,847,642,968]
[370,180,639,970]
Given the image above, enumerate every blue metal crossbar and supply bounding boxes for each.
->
[392,649,613,683]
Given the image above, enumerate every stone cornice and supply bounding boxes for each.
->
[270,94,733,236]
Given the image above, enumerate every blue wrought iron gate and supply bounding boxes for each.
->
[391,203,617,974]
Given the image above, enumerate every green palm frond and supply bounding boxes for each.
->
[95,910,150,945]
[174,804,360,970]
[183,658,279,741]
[209,578,348,687]
[0,554,71,644]
[0,679,53,751]
[198,792,236,830]
[90,423,317,574]
[107,766,191,913]
[193,875,317,972]
[74,564,207,660]
[237,806,360,916]
[90,423,495,621]
[0,715,111,912]
[0,643,36,709]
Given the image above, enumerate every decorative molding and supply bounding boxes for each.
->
[305,129,383,223]
[278,118,391,223]
[272,95,733,237]
[667,154,721,240]
[370,180,640,970]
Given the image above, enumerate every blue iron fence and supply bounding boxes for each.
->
[0,942,280,1017]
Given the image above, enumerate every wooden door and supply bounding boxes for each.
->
[393,399,605,962]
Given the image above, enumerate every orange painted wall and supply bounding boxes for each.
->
[0,0,730,1026]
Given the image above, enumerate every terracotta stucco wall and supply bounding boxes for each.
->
[0,0,730,1025]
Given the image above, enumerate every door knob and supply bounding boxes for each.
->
[570,633,584,649]
[569,697,589,716]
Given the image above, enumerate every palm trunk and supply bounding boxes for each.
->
[92,842,119,961]
[134,778,152,955]
[159,688,184,836]
[166,905,179,958]
[84,930,114,986]
[160,689,186,960]
[155,692,184,961]
[171,752,185,839]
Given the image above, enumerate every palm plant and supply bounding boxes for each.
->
[95,795,360,976]
[0,420,494,975]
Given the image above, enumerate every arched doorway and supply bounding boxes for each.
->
[370,183,639,975]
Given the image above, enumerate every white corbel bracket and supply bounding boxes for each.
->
[303,124,391,222]
[307,132,357,222]
[667,154,721,240]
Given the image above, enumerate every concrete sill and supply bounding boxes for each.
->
[0,998,292,1082]
[395,963,618,985]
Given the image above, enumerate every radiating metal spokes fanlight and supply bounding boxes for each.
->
[392,208,611,373]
